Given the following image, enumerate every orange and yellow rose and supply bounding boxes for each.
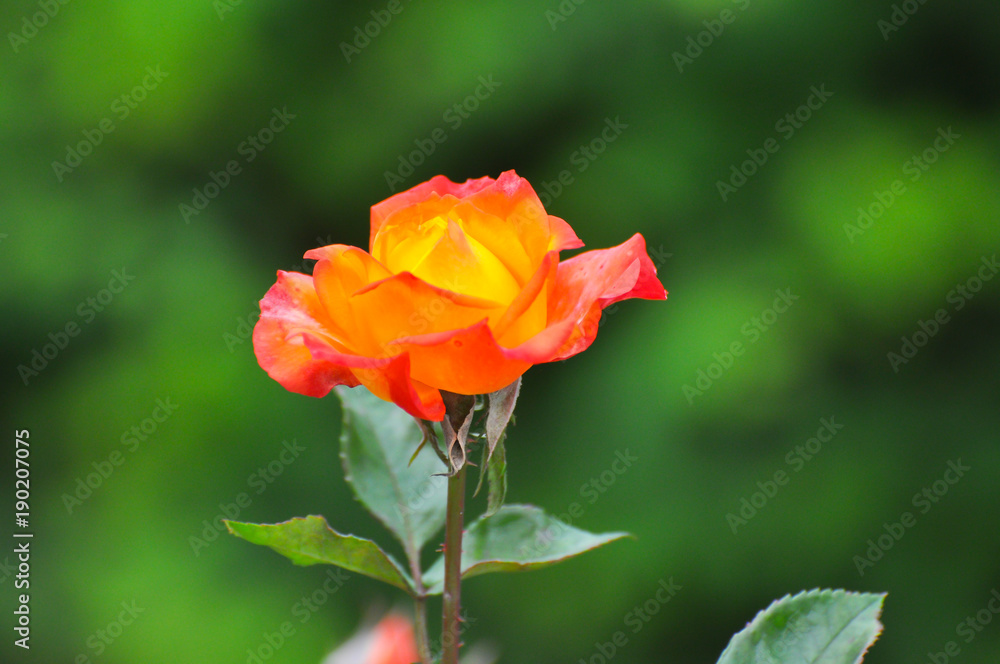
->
[254,170,666,421]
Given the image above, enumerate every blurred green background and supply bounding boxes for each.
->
[2,0,999,662]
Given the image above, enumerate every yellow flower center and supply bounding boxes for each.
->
[377,212,521,305]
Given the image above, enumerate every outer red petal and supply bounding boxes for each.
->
[476,234,667,367]
[301,334,445,421]
[547,233,667,360]
[492,250,558,345]
[253,271,361,398]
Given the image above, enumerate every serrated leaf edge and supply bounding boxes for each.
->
[720,588,886,664]
[225,516,415,593]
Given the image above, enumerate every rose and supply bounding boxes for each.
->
[254,170,666,421]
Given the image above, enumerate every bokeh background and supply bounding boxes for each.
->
[2,0,999,662]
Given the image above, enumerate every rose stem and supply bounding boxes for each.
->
[441,464,467,664]
[403,494,432,663]
[413,594,432,664]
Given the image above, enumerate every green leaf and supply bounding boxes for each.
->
[423,504,629,594]
[484,436,507,517]
[337,386,448,563]
[716,589,886,664]
[225,516,414,593]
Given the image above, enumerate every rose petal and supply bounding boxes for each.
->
[310,246,393,350]
[492,250,557,347]
[305,244,393,283]
[374,172,579,289]
[348,270,502,354]
[547,233,667,360]
[446,201,537,286]
[301,334,445,421]
[371,198,455,274]
[392,320,532,395]
[464,170,576,261]
[370,174,494,249]
[253,271,361,398]
[375,196,534,296]
[406,217,521,303]
[547,214,585,251]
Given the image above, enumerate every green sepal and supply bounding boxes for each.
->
[483,436,507,517]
